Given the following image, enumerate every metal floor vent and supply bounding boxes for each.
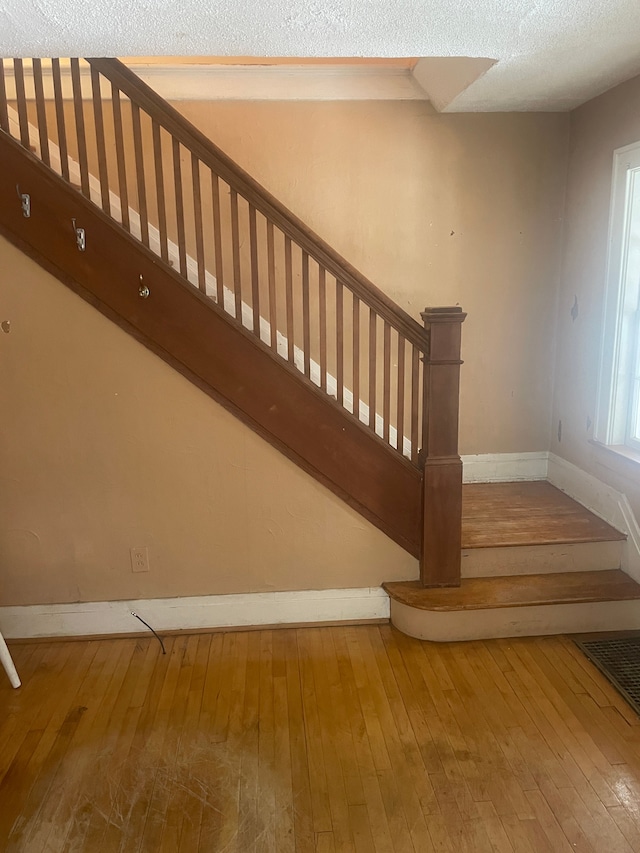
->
[575,635,640,717]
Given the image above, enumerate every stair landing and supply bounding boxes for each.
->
[385,481,638,641]
[462,481,624,548]
[461,481,625,577]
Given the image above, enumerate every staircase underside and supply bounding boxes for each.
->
[385,482,640,641]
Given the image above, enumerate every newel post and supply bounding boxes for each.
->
[419,306,466,587]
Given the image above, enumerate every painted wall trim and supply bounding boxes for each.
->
[461,451,549,482]
[0,587,390,640]
[3,62,428,102]
[547,452,640,583]
[136,65,428,102]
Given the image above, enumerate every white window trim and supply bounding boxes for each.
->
[595,141,640,449]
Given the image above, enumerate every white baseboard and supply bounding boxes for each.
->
[547,452,640,583]
[0,587,390,640]
[461,452,549,483]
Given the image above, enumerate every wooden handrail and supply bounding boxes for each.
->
[86,58,428,352]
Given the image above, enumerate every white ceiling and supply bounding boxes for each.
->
[2,0,640,111]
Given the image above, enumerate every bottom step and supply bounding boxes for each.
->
[383,570,640,641]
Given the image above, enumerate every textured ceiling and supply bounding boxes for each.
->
[2,0,640,110]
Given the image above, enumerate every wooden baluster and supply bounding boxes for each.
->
[319,267,327,392]
[172,138,187,276]
[151,120,168,261]
[230,189,242,322]
[0,60,9,133]
[352,295,360,417]
[396,336,405,455]
[369,310,377,432]
[90,66,110,213]
[302,252,310,377]
[192,155,206,293]
[267,221,277,350]
[285,236,294,362]
[70,58,90,197]
[32,59,50,167]
[383,321,391,443]
[336,280,344,405]
[249,205,260,336]
[111,85,129,230]
[13,59,30,150]
[51,59,70,182]
[410,346,419,464]
[131,103,149,245]
[211,173,224,307]
[419,307,466,588]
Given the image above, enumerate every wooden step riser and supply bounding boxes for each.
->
[0,131,422,556]
[461,539,624,578]
[390,598,640,642]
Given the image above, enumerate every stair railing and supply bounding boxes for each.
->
[0,57,466,586]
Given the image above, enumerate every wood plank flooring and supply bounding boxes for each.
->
[4,626,640,851]
[463,482,625,548]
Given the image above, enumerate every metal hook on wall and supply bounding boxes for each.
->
[71,218,86,252]
[138,274,150,299]
[16,185,30,219]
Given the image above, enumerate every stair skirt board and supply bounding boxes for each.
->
[461,539,624,578]
[0,588,390,641]
[389,599,640,642]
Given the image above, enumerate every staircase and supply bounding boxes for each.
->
[1,58,640,641]
[0,56,465,589]
[385,481,640,640]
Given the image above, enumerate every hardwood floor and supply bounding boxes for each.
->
[462,482,625,548]
[3,626,640,851]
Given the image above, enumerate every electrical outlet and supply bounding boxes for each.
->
[130,546,150,573]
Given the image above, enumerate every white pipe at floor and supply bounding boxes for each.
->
[0,631,20,688]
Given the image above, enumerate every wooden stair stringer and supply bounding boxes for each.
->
[0,129,422,557]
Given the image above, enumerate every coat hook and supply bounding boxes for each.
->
[16,185,30,219]
[71,218,86,252]
[138,274,150,299]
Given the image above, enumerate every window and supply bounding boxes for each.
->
[596,142,640,452]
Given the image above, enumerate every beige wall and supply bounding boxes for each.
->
[0,237,418,606]
[0,99,571,606]
[551,74,640,518]
[174,100,569,455]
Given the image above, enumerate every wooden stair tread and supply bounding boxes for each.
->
[462,481,625,549]
[383,570,640,611]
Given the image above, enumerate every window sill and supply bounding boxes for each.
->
[589,439,640,470]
